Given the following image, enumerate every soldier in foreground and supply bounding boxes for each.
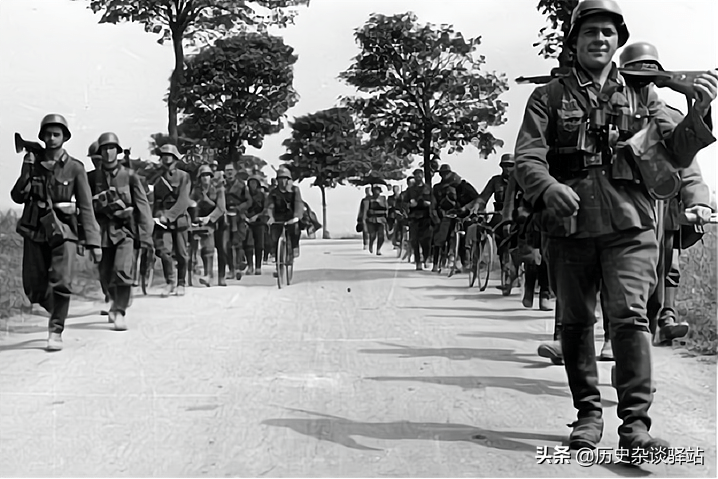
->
[88,132,153,330]
[152,144,191,297]
[11,114,102,351]
[514,0,717,458]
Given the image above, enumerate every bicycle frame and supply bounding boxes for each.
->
[275,217,299,289]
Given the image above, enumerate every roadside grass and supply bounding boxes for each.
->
[0,209,101,328]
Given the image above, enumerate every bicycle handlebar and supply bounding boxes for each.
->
[682,211,718,225]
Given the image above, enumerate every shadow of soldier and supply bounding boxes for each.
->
[262,408,565,453]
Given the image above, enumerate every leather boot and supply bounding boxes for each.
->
[539,291,553,311]
[561,326,603,450]
[522,265,535,308]
[537,340,563,365]
[613,328,668,462]
[199,254,214,287]
[653,308,689,346]
[233,247,243,280]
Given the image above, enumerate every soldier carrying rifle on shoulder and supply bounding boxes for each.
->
[11,114,102,351]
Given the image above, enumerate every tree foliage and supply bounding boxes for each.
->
[280,108,360,189]
[177,32,299,167]
[534,0,579,67]
[340,12,509,185]
[84,0,309,142]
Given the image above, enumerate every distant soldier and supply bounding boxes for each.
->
[191,164,227,287]
[152,144,191,297]
[223,162,252,279]
[363,185,388,255]
[11,114,101,351]
[245,175,268,275]
[88,132,153,330]
[356,187,371,250]
[404,168,433,270]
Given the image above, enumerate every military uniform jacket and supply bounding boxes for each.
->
[364,195,388,224]
[515,63,716,238]
[405,182,433,219]
[246,189,268,224]
[191,183,226,224]
[88,166,154,248]
[225,178,252,217]
[11,150,101,247]
[152,167,191,228]
[477,175,508,213]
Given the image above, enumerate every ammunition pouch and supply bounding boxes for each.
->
[548,149,612,181]
[40,204,78,248]
[93,188,128,218]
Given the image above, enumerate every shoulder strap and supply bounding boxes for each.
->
[546,79,564,149]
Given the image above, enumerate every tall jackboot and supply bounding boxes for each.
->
[561,326,603,450]
[233,247,243,280]
[246,247,255,275]
[612,328,668,462]
[199,254,214,287]
[522,265,537,308]
[431,246,441,272]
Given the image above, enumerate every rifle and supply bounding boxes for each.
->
[515,67,572,85]
[618,68,718,99]
[14,132,44,157]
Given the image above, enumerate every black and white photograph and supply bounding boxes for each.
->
[0,0,716,476]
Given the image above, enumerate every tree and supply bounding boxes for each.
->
[344,145,413,187]
[177,32,299,166]
[340,12,509,186]
[279,108,362,238]
[85,0,309,143]
[534,0,579,68]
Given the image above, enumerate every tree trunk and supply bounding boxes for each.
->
[423,125,432,187]
[228,134,240,167]
[168,31,185,144]
[320,185,330,239]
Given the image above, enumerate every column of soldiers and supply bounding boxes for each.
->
[12,118,279,351]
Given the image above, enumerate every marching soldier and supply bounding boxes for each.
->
[357,187,371,250]
[514,0,717,458]
[245,174,268,275]
[404,168,433,270]
[190,164,227,287]
[88,132,153,330]
[11,114,102,351]
[152,144,192,297]
[363,185,389,255]
[223,162,252,279]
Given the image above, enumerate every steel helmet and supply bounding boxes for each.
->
[87,141,100,158]
[38,113,71,141]
[248,174,263,184]
[619,41,664,70]
[500,153,515,166]
[198,164,213,177]
[567,0,630,48]
[276,166,292,179]
[97,132,122,152]
[158,144,182,160]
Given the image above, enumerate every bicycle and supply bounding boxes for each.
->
[275,217,299,289]
[465,211,496,291]
[492,218,525,296]
[441,212,471,278]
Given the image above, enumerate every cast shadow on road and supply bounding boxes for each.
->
[358,342,555,369]
[262,407,566,453]
[0,338,47,352]
[459,331,555,342]
[291,268,423,283]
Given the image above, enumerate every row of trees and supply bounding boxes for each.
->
[80,0,575,234]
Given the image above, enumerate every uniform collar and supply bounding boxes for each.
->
[573,62,622,89]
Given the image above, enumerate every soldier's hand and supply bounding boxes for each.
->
[693,70,718,116]
[409,199,417,207]
[159,214,169,225]
[683,205,713,225]
[543,183,580,217]
[23,152,36,164]
[89,248,103,264]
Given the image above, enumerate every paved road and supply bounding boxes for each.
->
[0,240,715,477]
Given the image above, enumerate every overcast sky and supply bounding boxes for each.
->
[1,0,716,236]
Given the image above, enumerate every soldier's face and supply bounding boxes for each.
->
[41,126,65,149]
[225,166,236,181]
[200,173,212,186]
[101,145,119,167]
[576,16,619,71]
[393,186,400,195]
[501,164,514,177]
[161,154,175,167]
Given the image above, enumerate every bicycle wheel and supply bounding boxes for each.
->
[276,235,287,289]
[286,239,294,286]
[478,235,494,292]
[468,242,479,288]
